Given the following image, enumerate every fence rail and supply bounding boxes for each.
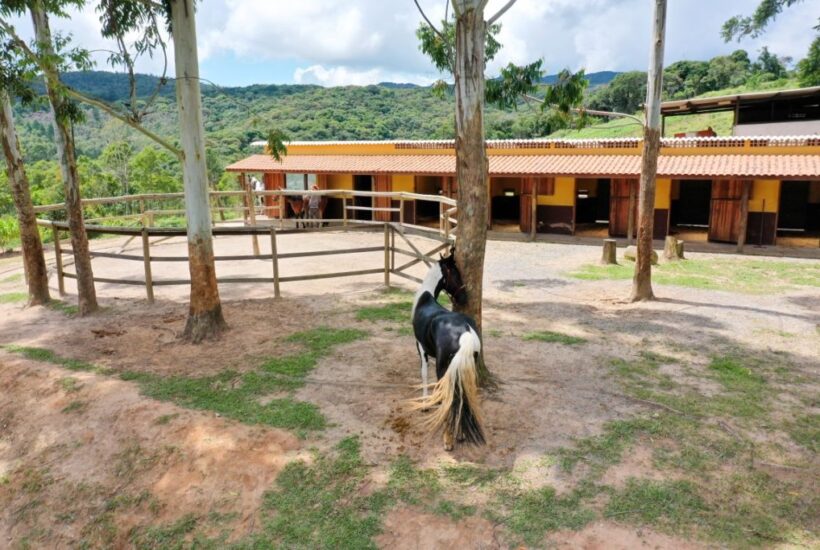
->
[37,217,452,302]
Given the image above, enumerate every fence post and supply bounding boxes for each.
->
[139,199,146,226]
[342,196,348,227]
[270,227,281,299]
[439,202,444,235]
[276,192,283,229]
[245,184,260,256]
[52,226,65,296]
[141,227,154,303]
[399,197,405,226]
[384,223,390,287]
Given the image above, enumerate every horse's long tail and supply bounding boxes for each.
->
[413,328,486,445]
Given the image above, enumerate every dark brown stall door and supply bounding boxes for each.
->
[709,179,742,243]
[609,178,638,237]
[520,178,534,234]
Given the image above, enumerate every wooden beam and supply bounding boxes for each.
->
[736,179,751,253]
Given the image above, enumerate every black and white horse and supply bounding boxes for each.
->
[412,251,486,451]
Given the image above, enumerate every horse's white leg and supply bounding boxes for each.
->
[416,341,429,398]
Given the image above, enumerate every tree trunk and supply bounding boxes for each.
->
[0,90,50,306]
[629,0,667,303]
[452,2,488,329]
[170,0,226,342]
[31,2,97,315]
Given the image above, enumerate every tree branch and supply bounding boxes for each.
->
[487,0,517,25]
[522,93,644,125]
[0,18,181,158]
[64,86,182,158]
[414,0,446,41]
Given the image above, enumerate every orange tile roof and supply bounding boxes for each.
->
[226,153,819,179]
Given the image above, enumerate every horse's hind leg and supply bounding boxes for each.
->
[416,341,429,398]
[443,430,454,451]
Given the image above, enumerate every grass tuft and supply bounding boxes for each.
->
[4,345,101,373]
[0,291,27,304]
[491,486,595,546]
[569,258,820,294]
[605,478,705,529]
[522,330,586,345]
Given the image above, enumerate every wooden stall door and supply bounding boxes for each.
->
[709,179,742,243]
[373,175,392,222]
[609,178,638,237]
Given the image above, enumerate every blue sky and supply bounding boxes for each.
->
[9,0,819,87]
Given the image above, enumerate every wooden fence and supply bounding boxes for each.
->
[36,196,454,301]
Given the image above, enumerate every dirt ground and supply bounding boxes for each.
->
[0,230,817,548]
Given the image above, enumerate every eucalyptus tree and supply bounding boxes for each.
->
[629,0,667,302]
[0,46,50,305]
[414,0,587,332]
[1,0,99,314]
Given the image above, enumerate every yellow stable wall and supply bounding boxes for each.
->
[656,178,671,209]
[326,174,353,190]
[537,177,575,207]
[392,174,415,193]
[750,180,779,213]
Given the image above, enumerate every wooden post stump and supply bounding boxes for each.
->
[663,235,679,261]
[675,240,685,259]
[601,239,617,265]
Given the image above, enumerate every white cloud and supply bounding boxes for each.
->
[293,64,436,87]
[6,0,817,85]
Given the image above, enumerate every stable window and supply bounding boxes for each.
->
[285,173,317,190]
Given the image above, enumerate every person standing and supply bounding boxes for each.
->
[307,184,321,227]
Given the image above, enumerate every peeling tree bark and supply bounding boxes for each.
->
[170,0,226,342]
[630,0,667,303]
[0,90,50,306]
[452,1,489,329]
[31,1,97,315]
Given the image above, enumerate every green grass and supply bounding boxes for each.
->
[442,464,502,486]
[0,291,27,304]
[61,400,88,414]
[122,327,367,434]
[47,300,79,315]
[490,486,595,546]
[129,514,199,550]
[523,330,586,345]
[569,258,820,294]
[57,377,83,393]
[606,478,706,529]
[254,437,385,549]
[785,414,819,453]
[356,301,411,323]
[1,273,23,283]
[3,345,102,373]
[708,356,765,393]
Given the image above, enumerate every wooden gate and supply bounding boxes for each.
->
[609,178,638,237]
[709,179,743,243]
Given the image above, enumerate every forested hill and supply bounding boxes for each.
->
[49,70,621,103]
[15,70,619,167]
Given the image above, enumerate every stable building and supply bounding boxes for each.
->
[226,136,820,248]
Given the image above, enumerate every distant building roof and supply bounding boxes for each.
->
[226,153,819,179]
[661,86,820,116]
